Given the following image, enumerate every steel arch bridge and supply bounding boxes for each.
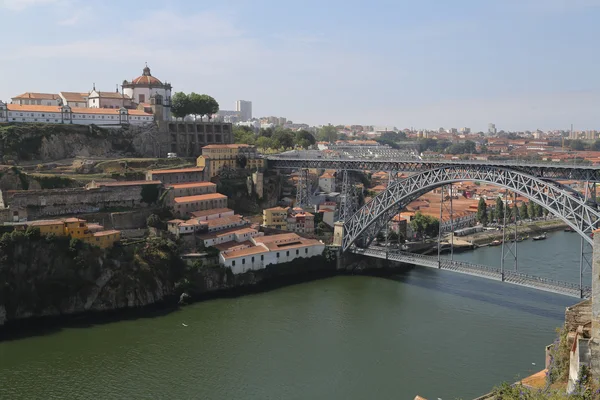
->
[339,165,600,251]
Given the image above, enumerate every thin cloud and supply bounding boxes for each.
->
[0,0,61,11]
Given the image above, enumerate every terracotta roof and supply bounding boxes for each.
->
[28,219,64,226]
[264,206,288,212]
[214,240,253,252]
[205,215,244,228]
[64,218,85,223]
[6,104,153,117]
[60,92,88,102]
[12,92,60,100]
[173,193,227,204]
[93,230,120,237]
[132,75,163,85]
[89,91,132,100]
[189,208,233,218]
[320,173,334,179]
[93,180,161,187]
[253,233,304,244]
[7,104,63,113]
[166,182,216,189]
[148,167,204,174]
[221,244,268,259]
[198,226,255,241]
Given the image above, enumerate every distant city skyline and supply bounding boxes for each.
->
[1,0,599,132]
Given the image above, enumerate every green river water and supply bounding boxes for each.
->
[0,231,586,399]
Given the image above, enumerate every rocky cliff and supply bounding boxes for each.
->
[0,230,185,327]
[0,123,159,162]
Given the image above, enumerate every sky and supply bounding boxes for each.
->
[0,0,599,132]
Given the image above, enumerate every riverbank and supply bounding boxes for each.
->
[458,219,569,246]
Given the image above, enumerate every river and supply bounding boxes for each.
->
[0,231,586,399]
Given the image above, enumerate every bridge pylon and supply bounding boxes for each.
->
[295,168,311,207]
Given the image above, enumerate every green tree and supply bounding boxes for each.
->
[141,184,160,204]
[528,201,536,220]
[570,139,586,151]
[495,197,504,222]
[387,230,399,243]
[294,130,316,148]
[257,136,271,152]
[272,128,294,149]
[171,92,190,120]
[317,125,338,142]
[233,125,256,145]
[203,95,219,120]
[476,197,488,225]
[520,202,529,220]
[146,214,162,229]
[376,231,385,243]
[511,202,518,221]
[410,211,439,239]
[535,203,544,218]
[258,127,273,138]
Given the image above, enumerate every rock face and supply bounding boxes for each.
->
[0,232,183,327]
[0,123,160,162]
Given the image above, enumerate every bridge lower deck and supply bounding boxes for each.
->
[350,247,591,299]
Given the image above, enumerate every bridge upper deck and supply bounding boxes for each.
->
[267,152,600,181]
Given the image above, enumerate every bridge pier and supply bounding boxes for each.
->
[590,230,600,377]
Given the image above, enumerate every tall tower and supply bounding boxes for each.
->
[235,100,252,121]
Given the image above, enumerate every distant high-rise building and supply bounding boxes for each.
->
[460,127,471,134]
[488,123,497,136]
[235,100,252,121]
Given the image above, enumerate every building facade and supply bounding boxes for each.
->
[219,233,324,274]
[146,168,205,185]
[235,100,252,121]
[173,193,228,216]
[263,207,289,230]
[0,103,153,126]
[122,64,172,120]
[196,144,266,179]
[11,92,62,106]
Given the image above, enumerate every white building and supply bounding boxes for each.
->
[0,103,153,126]
[319,171,336,192]
[59,92,88,108]
[198,227,262,247]
[122,64,172,121]
[87,88,133,109]
[219,233,325,274]
[235,100,252,121]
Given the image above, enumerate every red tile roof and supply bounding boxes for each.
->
[166,182,216,189]
[148,167,204,174]
[12,92,60,100]
[173,193,227,204]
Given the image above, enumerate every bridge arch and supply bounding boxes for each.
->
[341,165,600,251]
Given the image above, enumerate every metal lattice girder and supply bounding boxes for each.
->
[351,247,591,299]
[295,169,311,207]
[268,156,600,182]
[343,166,600,251]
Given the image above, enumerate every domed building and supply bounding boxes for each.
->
[122,64,172,121]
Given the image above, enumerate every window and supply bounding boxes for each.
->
[251,257,255,262]
[305,248,308,254]
[276,252,279,258]
[242,259,245,265]
[232,261,235,266]
[296,249,299,255]
[261,255,264,261]
[286,251,289,256]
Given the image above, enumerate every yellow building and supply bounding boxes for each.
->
[28,220,67,236]
[84,230,121,249]
[263,207,289,230]
[26,218,120,249]
[197,144,266,179]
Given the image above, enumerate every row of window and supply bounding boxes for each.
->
[7,112,151,120]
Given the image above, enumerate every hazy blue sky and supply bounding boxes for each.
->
[0,0,599,131]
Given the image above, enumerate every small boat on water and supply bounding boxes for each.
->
[532,233,547,241]
[489,240,502,246]
[564,227,575,232]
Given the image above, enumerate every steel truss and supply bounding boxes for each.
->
[341,166,600,251]
[437,185,454,263]
[268,156,600,182]
[295,169,311,207]
[500,191,519,279]
[339,170,360,222]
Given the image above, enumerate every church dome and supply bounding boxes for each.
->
[131,65,163,86]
